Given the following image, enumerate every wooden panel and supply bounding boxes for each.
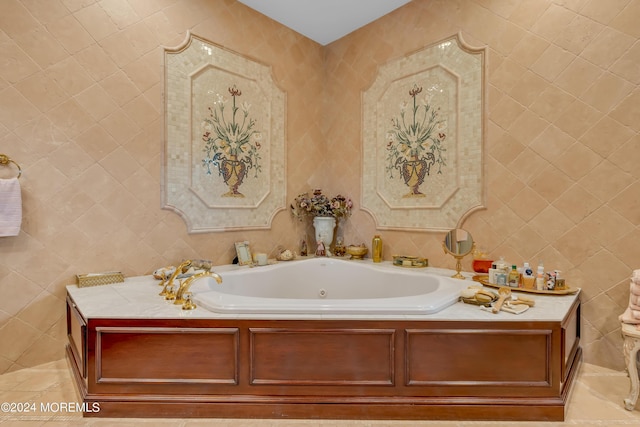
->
[96,326,238,384]
[66,297,86,379]
[562,301,581,382]
[406,328,552,387]
[67,299,582,421]
[250,328,395,385]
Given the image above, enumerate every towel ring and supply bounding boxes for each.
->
[0,154,21,179]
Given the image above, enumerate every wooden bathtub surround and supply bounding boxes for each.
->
[66,293,581,421]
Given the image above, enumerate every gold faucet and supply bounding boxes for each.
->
[160,259,192,297]
[174,270,222,305]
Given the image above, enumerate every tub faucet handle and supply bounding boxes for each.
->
[160,259,192,297]
[182,292,196,310]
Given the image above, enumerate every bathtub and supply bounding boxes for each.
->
[190,257,468,315]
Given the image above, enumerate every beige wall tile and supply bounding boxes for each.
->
[580,26,635,69]
[610,43,640,86]
[531,44,576,82]
[509,0,551,29]
[581,0,631,25]
[0,87,40,130]
[610,0,640,38]
[73,2,118,40]
[610,134,640,178]
[15,71,67,113]
[555,57,603,98]
[509,32,550,67]
[609,182,640,224]
[0,0,40,38]
[579,160,633,201]
[531,3,577,41]
[46,98,94,138]
[21,0,70,24]
[554,14,604,55]
[609,229,640,269]
[553,184,602,223]
[509,71,550,106]
[99,70,140,106]
[554,99,600,138]
[99,0,140,29]
[0,38,40,84]
[530,86,576,122]
[14,26,68,69]
[581,72,635,114]
[609,89,640,131]
[46,14,94,54]
[45,57,94,97]
[557,143,602,181]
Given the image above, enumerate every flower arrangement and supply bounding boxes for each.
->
[385,84,447,196]
[201,85,262,197]
[291,189,353,220]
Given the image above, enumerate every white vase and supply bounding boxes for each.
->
[313,216,336,248]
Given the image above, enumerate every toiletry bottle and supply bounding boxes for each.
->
[488,262,497,284]
[523,262,533,277]
[495,270,507,286]
[495,266,507,286]
[522,262,535,289]
[493,256,507,285]
[508,265,520,288]
[536,262,545,291]
[372,235,382,263]
[554,270,565,290]
[546,271,556,290]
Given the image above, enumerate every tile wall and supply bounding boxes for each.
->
[0,0,639,373]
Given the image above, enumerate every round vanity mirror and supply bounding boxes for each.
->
[442,228,474,279]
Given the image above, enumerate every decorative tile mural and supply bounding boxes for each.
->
[362,33,486,231]
[162,32,286,232]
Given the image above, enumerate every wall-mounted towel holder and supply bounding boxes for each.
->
[0,154,21,179]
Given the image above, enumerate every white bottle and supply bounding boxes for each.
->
[494,257,508,286]
[488,262,497,284]
[523,262,533,277]
[521,262,535,289]
[536,262,545,291]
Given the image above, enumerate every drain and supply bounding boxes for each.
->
[318,288,327,298]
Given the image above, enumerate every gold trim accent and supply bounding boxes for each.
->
[76,272,124,287]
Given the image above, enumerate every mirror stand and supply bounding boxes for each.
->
[443,243,475,279]
[442,228,475,280]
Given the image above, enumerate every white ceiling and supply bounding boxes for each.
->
[237,0,412,45]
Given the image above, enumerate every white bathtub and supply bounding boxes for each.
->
[190,257,468,315]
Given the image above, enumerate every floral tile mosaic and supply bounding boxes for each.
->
[362,33,485,231]
[162,32,286,232]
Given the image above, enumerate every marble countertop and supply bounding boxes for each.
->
[66,262,580,322]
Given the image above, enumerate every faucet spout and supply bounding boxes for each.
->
[174,270,222,305]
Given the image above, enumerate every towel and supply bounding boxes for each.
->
[0,177,22,237]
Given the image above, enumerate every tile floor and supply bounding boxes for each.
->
[0,359,640,426]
